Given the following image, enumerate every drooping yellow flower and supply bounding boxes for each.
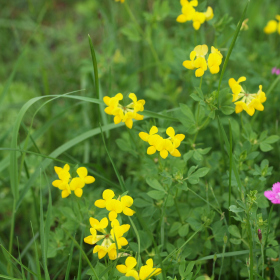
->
[103,93,145,129]
[264,15,280,34]
[52,164,71,198]
[94,189,135,221]
[139,126,185,159]
[84,217,129,260]
[229,77,266,116]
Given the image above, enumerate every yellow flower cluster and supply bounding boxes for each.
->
[95,189,135,221]
[139,126,185,159]
[176,0,214,30]
[52,164,95,198]
[84,189,135,260]
[84,217,129,260]
[183,45,223,77]
[103,93,145,129]
[117,256,162,280]
[229,77,267,116]
[264,15,280,34]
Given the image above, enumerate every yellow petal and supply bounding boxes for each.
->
[103,189,115,200]
[114,114,122,124]
[204,6,214,21]
[126,270,139,280]
[160,150,168,159]
[149,126,158,135]
[116,264,127,274]
[121,195,133,207]
[90,217,99,228]
[126,256,137,269]
[74,188,83,197]
[183,60,195,70]
[95,199,106,208]
[98,249,107,259]
[170,149,181,157]
[84,235,94,245]
[176,14,188,23]
[195,68,204,77]
[52,180,62,188]
[146,259,153,267]
[54,166,62,175]
[77,167,88,178]
[121,224,130,233]
[147,146,156,155]
[125,118,133,129]
[139,132,149,142]
[166,127,175,138]
[129,93,137,103]
[99,217,109,229]
[237,76,246,83]
[264,20,277,34]
[61,189,70,198]
[209,65,220,74]
[70,177,84,190]
[85,176,95,184]
[109,211,118,221]
[123,207,135,216]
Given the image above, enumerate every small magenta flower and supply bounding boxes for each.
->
[264,182,280,204]
[272,67,280,75]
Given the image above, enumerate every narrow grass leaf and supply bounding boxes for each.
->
[65,236,75,280]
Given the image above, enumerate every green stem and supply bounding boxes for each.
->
[246,212,254,280]
[228,121,233,226]
[199,76,203,89]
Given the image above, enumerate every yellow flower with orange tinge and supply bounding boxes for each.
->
[94,189,135,221]
[183,45,223,77]
[103,93,145,129]
[139,126,185,159]
[117,256,162,280]
[264,15,280,34]
[176,0,214,30]
[229,77,267,116]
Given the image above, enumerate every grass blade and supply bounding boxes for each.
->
[65,235,75,280]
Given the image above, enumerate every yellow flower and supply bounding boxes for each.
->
[117,257,162,280]
[139,259,162,280]
[115,0,125,3]
[204,6,214,21]
[84,218,130,260]
[139,127,185,159]
[192,11,206,30]
[103,93,145,129]
[207,46,223,74]
[94,189,135,221]
[182,50,197,70]
[177,1,214,30]
[264,16,280,34]
[52,164,71,198]
[117,257,139,280]
[194,44,208,57]
[241,19,249,31]
[176,2,196,23]
[229,77,266,116]
[69,167,95,197]
[193,57,207,77]
[183,45,222,77]
[229,76,246,98]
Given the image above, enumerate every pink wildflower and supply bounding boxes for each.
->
[272,67,280,75]
[264,182,280,204]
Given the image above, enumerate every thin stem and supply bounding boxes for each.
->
[228,121,233,226]
[199,76,203,89]
[246,212,254,280]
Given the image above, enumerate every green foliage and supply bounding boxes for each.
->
[1,0,280,279]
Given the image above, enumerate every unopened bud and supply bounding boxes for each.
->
[223,234,228,244]
[258,229,262,243]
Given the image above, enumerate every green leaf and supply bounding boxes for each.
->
[146,178,165,191]
[185,261,195,275]
[179,224,189,237]
[229,205,244,213]
[147,190,165,200]
[228,225,241,238]
[179,103,195,123]
[134,198,152,208]
[119,277,136,280]
[221,105,235,115]
[260,142,273,152]
[264,135,280,144]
